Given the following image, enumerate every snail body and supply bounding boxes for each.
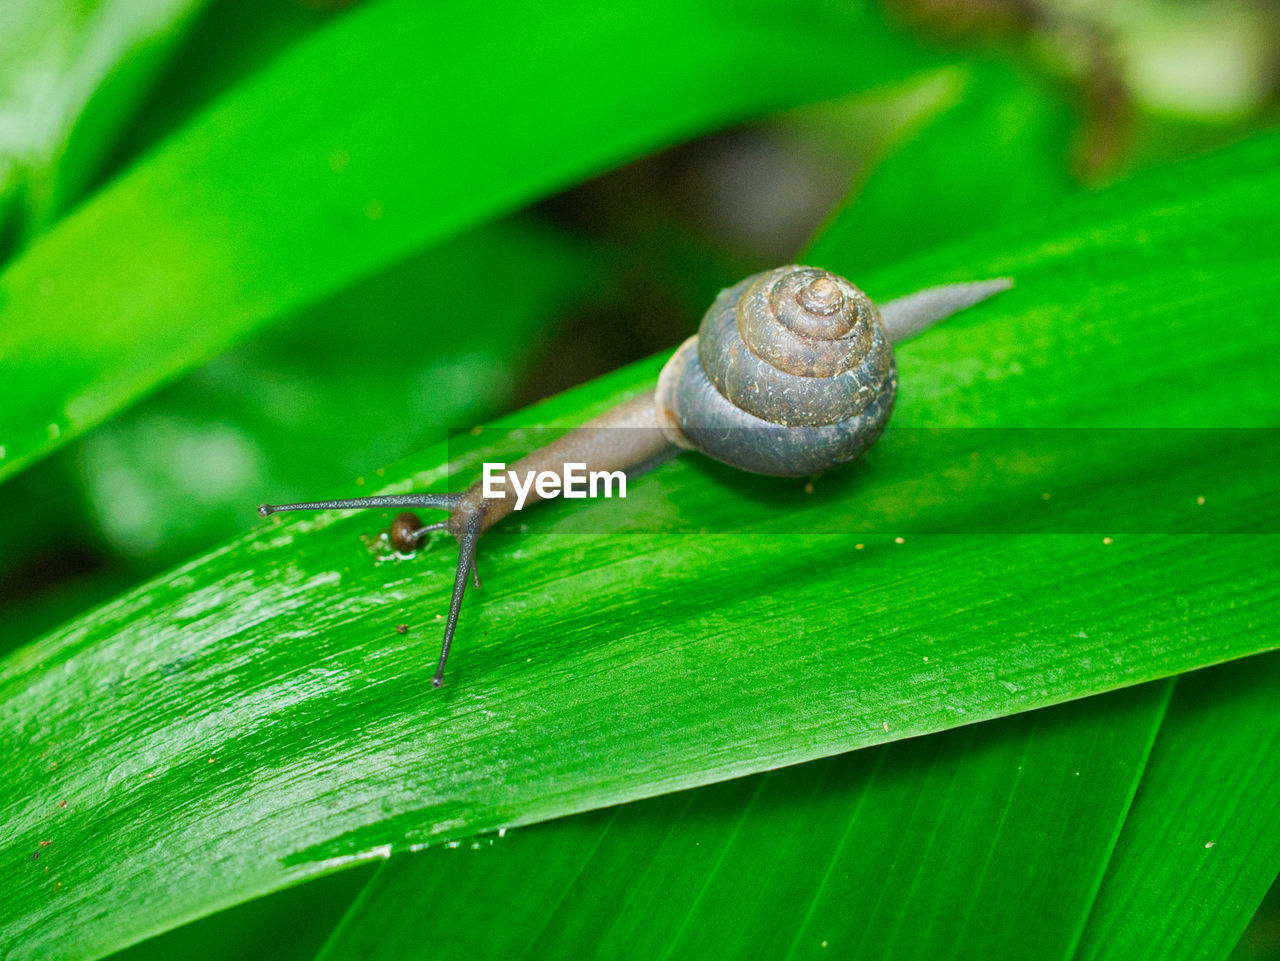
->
[259,266,1011,685]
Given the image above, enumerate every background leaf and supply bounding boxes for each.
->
[3,126,1278,960]
[1075,655,1280,961]
[68,216,605,565]
[809,59,1077,272]
[313,654,1280,961]
[0,0,210,234]
[314,681,1173,961]
[0,0,935,483]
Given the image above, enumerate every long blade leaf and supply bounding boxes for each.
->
[313,682,1172,961]
[0,0,209,232]
[1074,654,1280,961]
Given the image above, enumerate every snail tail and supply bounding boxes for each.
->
[879,278,1014,343]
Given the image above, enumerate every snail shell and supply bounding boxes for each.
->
[655,265,896,477]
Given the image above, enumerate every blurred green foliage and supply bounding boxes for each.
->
[0,0,1276,959]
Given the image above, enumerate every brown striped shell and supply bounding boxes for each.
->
[655,266,897,477]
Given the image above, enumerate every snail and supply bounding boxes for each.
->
[259,266,1011,686]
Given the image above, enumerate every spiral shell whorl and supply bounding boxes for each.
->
[737,267,875,378]
[656,265,897,477]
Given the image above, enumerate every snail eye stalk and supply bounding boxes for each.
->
[258,491,483,687]
[257,492,464,517]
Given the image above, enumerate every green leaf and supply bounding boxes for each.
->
[314,71,1279,961]
[2,126,1278,959]
[1230,881,1280,961]
[0,0,210,233]
[809,59,1078,273]
[314,682,1172,961]
[0,0,932,484]
[310,657,1280,961]
[99,0,341,177]
[114,864,376,961]
[1074,654,1280,961]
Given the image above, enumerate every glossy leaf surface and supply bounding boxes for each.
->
[314,657,1280,961]
[316,682,1172,960]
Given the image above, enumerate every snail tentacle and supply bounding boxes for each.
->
[258,491,491,687]
[433,509,484,688]
[405,519,449,543]
[257,492,463,517]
